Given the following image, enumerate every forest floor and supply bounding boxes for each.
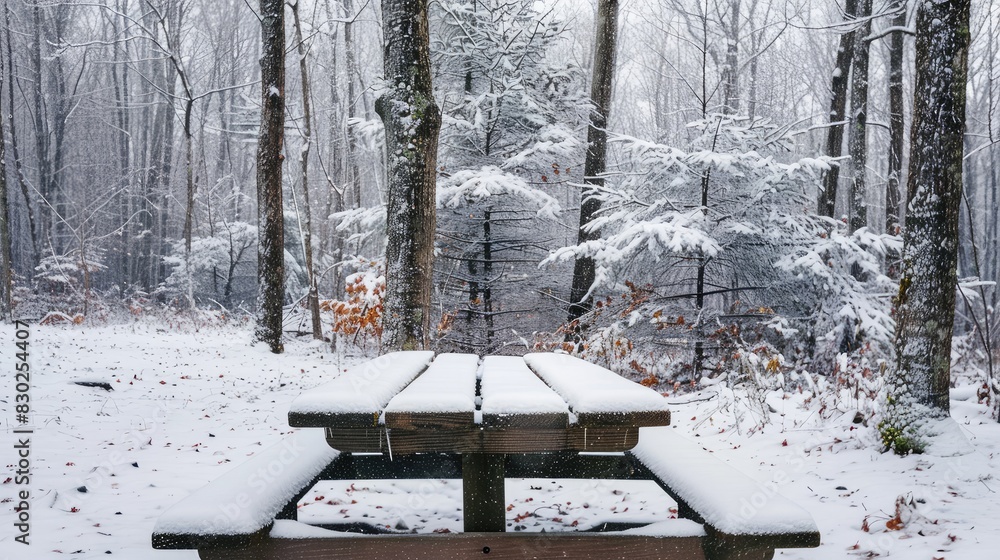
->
[1,320,998,559]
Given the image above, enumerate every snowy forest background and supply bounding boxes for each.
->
[0,0,998,423]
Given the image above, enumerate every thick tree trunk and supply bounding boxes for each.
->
[885,0,906,235]
[818,0,858,218]
[568,0,619,323]
[881,0,972,453]
[254,0,286,354]
[847,0,872,235]
[291,0,324,341]
[376,0,440,351]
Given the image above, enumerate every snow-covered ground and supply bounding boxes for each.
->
[1,321,998,559]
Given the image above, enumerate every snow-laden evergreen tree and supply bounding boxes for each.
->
[430,0,588,353]
[546,115,897,385]
[880,0,973,453]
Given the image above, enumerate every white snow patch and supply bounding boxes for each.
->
[630,427,818,536]
[153,429,339,536]
[383,353,478,414]
[289,351,434,415]
[480,356,569,415]
[523,353,670,414]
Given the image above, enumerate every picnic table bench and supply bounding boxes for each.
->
[152,352,820,559]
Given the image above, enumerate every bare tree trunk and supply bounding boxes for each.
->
[291,0,323,340]
[344,0,363,210]
[30,4,51,249]
[254,0,286,354]
[0,51,12,318]
[4,1,37,269]
[376,0,440,351]
[720,0,741,114]
[885,0,906,235]
[881,0,972,452]
[111,0,132,297]
[848,0,871,235]
[182,97,196,307]
[818,0,858,217]
[568,0,619,323]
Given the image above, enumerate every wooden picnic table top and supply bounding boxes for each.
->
[287,352,672,455]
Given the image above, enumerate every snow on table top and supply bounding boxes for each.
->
[480,356,569,415]
[617,519,706,538]
[629,427,819,536]
[153,429,339,536]
[383,353,479,414]
[289,351,434,415]
[523,353,669,414]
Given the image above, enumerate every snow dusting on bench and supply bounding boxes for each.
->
[153,429,339,536]
[480,356,569,415]
[383,353,479,413]
[289,351,434,415]
[629,427,819,536]
[523,353,669,413]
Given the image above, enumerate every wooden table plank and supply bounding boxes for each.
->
[523,353,671,427]
[480,356,569,429]
[383,353,479,429]
[288,351,435,427]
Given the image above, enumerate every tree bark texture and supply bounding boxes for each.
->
[255,0,286,354]
[720,0,741,115]
[881,0,971,454]
[819,0,858,218]
[0,54,12,318]
[885,0,906,235]
[376,0,440,351]
[847,0,871,235]
[291,0,324,341]
[568,0,619,323]
[5,2,37,268]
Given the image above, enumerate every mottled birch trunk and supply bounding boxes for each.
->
[376,0,440,351]
[881,0,971,454]
[568,0,619,323]
[254,0,286,354]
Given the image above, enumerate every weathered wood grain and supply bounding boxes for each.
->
[324,427,641,454]
[198,532,708,560]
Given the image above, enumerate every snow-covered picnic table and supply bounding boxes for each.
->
[152,352,819,559]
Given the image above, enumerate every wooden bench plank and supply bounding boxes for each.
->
[152,429,340,549]
[199,524,708,560]
[523,353,671,427]
[288,351,435,427]
[383,353,479,429]
[480,356,569,429]
[325,426,640,454]
[627,427,820,558]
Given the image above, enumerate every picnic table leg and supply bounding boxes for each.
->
[462,453,506,532]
